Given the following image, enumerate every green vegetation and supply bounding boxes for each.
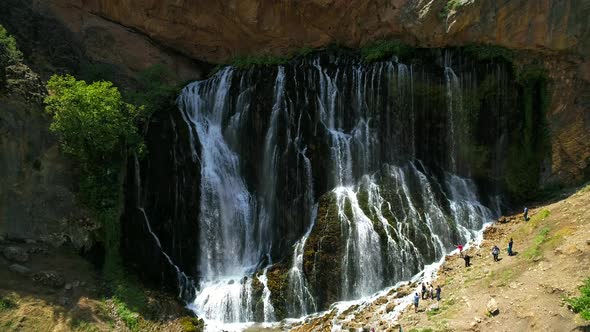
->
[230,54,291,69]
[45,74,151,330]
[523,227,550,261]
[45,75,143,207]
[567,277,590,321]
[463,44,514,64]
[129,64,180,119]
[218,46,317,72]
[439,0,464,20]
[361,40,413,62]
[0,296,17,311]
[0,25,23,66]
[179,316,205,332]
[528,209,551,228]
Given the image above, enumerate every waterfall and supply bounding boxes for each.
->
[172,53,509,323]
[257,267,276,322]
[179,67,267,323]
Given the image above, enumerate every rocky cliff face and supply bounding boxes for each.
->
[0,47,97,248]
[42,0,590,186]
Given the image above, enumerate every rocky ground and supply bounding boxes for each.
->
[0,239,201,332]
[290,183,590,332]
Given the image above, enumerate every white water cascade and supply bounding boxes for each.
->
[173,54,510,326]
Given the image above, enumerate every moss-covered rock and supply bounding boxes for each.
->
[302,192,343,310]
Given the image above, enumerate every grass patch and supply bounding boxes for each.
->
[527,209,551,229]
[523,227,550,261]
[361,40,413,62]
[567,277,590,321]
[0,296,17,311]
[113,298,140,331]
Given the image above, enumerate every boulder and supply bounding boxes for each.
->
[374,297,387,305]
[32,270,65,288]
[9,263,31,275]
[486,298,499,316]
[3,246,29,263]
[385,302,396,313]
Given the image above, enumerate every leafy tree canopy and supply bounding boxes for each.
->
[45,74,143,166]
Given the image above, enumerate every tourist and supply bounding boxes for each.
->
[524,207,529,221]
[463,254,471,267]
[492,245,500,261]
[456,244,464,257]
[436,285,441,301]
[421,283,427,300]
[413,292,420,312]
[508,238,514,256]
[429,284,435,300]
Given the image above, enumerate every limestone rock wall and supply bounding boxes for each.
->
[44,0,590,185]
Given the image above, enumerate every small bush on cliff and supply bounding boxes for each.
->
[0,24,23,66]
[130,64,179,118]
[361,40,413,62]
[567,277,590,321]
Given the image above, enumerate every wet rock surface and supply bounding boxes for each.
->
[2,246,29,263]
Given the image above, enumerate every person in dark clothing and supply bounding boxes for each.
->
[436,285,441,301]
[421,283,427,300]
[492,245,500,261]
[524,207,529,221]
[508,238,514,256]
[463,254,471,267]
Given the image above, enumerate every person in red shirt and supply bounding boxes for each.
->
[455,244,464,257]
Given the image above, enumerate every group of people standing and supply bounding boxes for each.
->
[413,282,441,312]
[411,208,528,315]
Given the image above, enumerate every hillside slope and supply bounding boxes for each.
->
[290,184,590,331]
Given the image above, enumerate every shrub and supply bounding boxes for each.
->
[567,277,590,321]
[439,0,464,20]
[463,44,514,63]
[0,296,17,311]
[0,24,23,66]
[130,64,178,118]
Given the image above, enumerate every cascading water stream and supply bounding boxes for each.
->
[171,54,509,325]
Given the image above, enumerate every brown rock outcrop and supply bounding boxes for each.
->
[40,0,589,185]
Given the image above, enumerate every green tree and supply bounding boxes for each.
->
[45,74,143,207]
